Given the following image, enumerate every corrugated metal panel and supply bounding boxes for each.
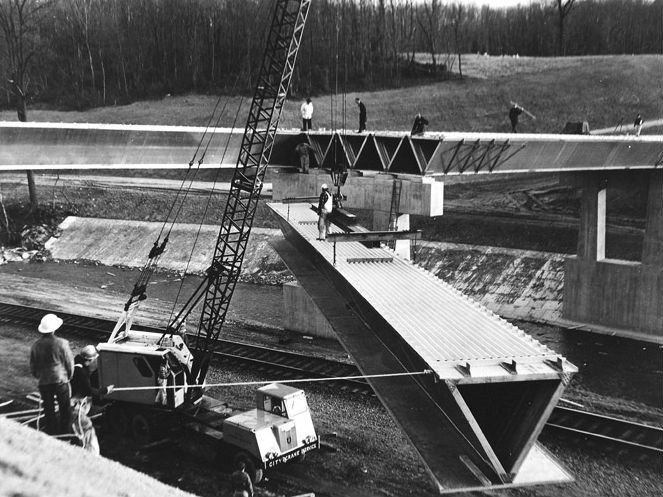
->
[271,203,567,380]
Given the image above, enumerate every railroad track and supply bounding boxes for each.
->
[2,302,662,454]
[0,302,368,394]
[547,406,663,454]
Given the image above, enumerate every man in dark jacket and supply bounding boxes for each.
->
[411,113,429,135]
[230,461,254,497]
[295,139,313,173]
[509,104,524,133]
[30,313,74,434]
[355,97,367,132]
[71,345,113,400]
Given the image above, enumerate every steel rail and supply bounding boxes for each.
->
[0,302,368,393]
[2,301,662,453]
[546,406,663,454]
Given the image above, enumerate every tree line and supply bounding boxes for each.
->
[1,0,662,112]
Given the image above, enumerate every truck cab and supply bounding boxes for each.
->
[222,383,319,473]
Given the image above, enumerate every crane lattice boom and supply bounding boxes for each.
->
[170,0,311,386]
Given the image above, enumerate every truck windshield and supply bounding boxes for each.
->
[284,396,307,416]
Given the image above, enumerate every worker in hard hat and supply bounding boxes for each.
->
[71,345,114,401]
[317,183,333,240]
[30,313,75,435]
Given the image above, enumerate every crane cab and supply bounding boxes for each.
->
[97,329,193,409]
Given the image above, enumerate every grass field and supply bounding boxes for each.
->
[1,54,661,134]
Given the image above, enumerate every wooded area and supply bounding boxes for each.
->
[1,0,662,111]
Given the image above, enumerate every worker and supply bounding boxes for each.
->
[300,97,313,131]
[155,355,170,406]
[295,138,313,174]
[29,313,74,435]
[317,183,333,241]
[634,113,643,136]
[230,461,254,497]
[70,396,100,455]
[411,113,429,136]
[355,97,367,132]
[509,103,524,133]
[71,345,114,401]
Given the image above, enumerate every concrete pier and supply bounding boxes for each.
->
[563,170,663,340]
[282,281,336,339]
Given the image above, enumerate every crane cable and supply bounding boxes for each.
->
[165,93,248,331]
[163,0,273,334]
[126,55,253,311]
[106,369,435,392]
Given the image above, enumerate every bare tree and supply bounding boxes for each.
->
[554,0,576,56]
[68,0,96,95]
[0,0,51,214]
[451,2,465,79]
[417,0,441,71]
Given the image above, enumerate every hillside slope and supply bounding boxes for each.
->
[1,55,661,135]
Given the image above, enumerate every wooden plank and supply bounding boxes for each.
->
[282,196,319,204]
[328,230,422,243]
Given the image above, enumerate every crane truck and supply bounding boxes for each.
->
[92,0,317,483]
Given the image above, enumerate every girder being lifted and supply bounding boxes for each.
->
[268,201,578,494]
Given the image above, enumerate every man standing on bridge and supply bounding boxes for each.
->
[355,97,367,133]
[634,113,643,136]
[317,183,333,240]
[30,313,74,435]
[509,101,535,133]
[300,97,314,131]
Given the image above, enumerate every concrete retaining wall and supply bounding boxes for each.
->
[45,216,290,285]
[413,242,566,323]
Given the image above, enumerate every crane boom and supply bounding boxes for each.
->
[172,0,311,386]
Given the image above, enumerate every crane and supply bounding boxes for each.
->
[95,0,317,483]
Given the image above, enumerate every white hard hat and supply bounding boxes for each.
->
[321,184,328,190]
[38,313,63,334]
[80,345,99,360]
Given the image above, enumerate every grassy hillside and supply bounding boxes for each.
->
[1,55,661,134]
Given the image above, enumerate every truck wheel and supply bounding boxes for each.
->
[233,451,263,484]
[131,413,152,445]
[106,404,129,436]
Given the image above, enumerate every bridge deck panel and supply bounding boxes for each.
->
[271,202,574,380]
